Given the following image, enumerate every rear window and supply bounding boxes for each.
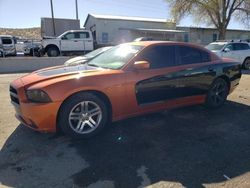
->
[2,38,13,44]
[234,43,250,50]
[78,32,90,39]
[178,46,211,65]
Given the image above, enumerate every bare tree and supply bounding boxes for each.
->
[166,0,250,39]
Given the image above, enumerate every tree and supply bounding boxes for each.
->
[166,0,250,39]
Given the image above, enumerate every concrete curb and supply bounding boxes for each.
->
[0,57,71,73]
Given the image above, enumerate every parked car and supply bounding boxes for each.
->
[64,46,112,66]
[134,37,154,42]
[41,30,94,57]
[10,41,242,139]
[23,40,42,56]
[0,40,3,57]
[0,35,16,56]
[0,49,3,57]
[205,41,250,69]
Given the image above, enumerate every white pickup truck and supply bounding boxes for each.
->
[42,30,94,57]
[206,41,250,69]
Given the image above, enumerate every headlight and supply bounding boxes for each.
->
[26,89,52,103]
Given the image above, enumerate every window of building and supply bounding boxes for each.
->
[212,34,218,42]
[102,32,109,43]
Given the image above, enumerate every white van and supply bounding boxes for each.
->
[0,35,16,56]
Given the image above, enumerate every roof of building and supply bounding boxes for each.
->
[84,14,175,26]
[177,26,250,32]
[120,27,187,33]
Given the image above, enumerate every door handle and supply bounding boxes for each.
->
[74,40,78,42]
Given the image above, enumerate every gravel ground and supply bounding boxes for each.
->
[0,71,250,188]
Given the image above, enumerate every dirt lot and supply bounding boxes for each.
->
[0,71,250,188]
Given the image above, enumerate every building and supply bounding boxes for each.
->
[178,26,250,45]
[41,17,80,37]
[84,14,250,46]
[84,14,187,46]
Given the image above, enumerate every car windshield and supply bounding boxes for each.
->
[87,44,143,69]
[84,47,112,59]
[205,43,226,51]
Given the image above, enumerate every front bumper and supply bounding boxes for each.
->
[10,80,61,132]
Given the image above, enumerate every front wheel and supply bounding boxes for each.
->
[205,78,229,109]
[243,58,250,70]
[47,47,59,57]
[58,92,109,139]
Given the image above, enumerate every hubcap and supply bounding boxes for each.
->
[69,101,102,134]
[210,81,227,106]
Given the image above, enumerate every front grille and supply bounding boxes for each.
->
[9,85,19,105]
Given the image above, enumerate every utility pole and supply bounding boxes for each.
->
[50,0,56,36]
[75,0,79,20]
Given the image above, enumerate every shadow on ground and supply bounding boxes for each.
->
[1,101,250,188]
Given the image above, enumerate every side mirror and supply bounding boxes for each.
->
[61,36,67,40]
[223,48,230,53]
[133,61,150,70]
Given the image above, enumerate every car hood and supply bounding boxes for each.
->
[20,64,105,86]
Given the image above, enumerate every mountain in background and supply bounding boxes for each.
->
[0,27,41,39]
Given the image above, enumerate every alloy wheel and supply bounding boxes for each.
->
[68,101,102,134]
[209,80,228,106]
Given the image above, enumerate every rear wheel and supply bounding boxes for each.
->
[205,78,229,109]
[47,46,59,57]
[243,58,250,70]
[58,92,109,139]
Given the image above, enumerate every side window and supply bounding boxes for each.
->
[234,43,250,50]
[138,45,176,69]
[242,43,250,50]
[201,51,211,62]
[225,44,234,51]
[2,38,13,44]
[178,46,208,65]
[64,33,76,40]
[78,32,90,39]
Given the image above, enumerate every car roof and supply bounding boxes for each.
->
[210,41,249,45]
[0,35,14,38]
[127,41,207,49]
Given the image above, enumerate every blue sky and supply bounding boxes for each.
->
[0,0,247,29]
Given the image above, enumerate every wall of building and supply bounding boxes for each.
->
[178,26,250,45]
[85,16,176,45]
[85,15,250,46]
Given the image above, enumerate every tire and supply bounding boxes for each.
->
[47,46,59,57]
[58,92,109,139]
[205,78,229,109]
[243,58,250,70]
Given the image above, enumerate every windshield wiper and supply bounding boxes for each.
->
[87,63,99,67]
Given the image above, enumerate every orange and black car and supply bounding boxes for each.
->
[10,41,242,138]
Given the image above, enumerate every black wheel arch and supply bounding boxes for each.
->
[56,90,113,132]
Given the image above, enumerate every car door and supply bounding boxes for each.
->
[77,31,94,52]
[175,45,216,98]
[221,43,236,60]
[60,32,81,52]
[232,43,250,63]
[125,44,182,112]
